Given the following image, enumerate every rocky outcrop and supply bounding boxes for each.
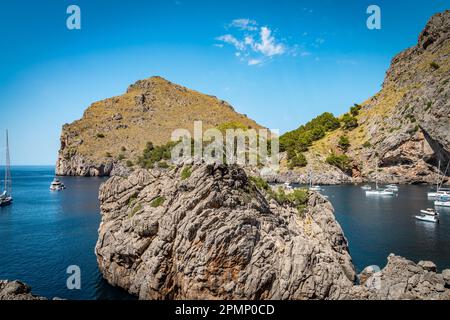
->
[0,280,46,300]
[351,255,450,300]
[56,76,263,177]
[96,163,356,299]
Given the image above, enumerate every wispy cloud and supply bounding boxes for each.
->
[216,18,299,66]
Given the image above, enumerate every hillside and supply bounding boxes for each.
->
[56,76,264,176]
[276,10,450,184]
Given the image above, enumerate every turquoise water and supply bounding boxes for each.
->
[1,167,449,299]
[0,166,134,300]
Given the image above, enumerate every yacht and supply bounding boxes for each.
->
[415,214,439,223]
[50,178,66,191]
[428,160,450,199]
[365,161,394,196]
[385,184,399,192]
[435,194,450,207]
[420,208,438,216]
[0,130,12,207]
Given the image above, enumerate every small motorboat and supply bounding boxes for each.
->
[435,194,450,207]
[385,184,399,192]
[283,182,293,190]
[50,178,66,191]
[428,189,450,199]
[366,188,394,196]
[415,215,439,223]
[309,185,322,191]
[420,208,438,216]
[361,185,372,190]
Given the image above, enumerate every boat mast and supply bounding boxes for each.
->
[437,159,441,192]
[5,130,11,196]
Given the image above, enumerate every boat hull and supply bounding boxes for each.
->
[435,201,450,207]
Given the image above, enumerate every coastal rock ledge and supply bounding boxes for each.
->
[0,280,46,300]
[95,163,450,300]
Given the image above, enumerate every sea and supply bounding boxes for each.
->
[1,166,449,299]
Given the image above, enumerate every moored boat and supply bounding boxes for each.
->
[361,185,371,190]
[0,130,12,207]
[420,208,438,216]
[50,178,66,191]
[415,214,439,223]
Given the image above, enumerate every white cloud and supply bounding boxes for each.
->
[216,34,245,51]
[215,20,290,66]
[254,27,285,56]
[248,59,263,66]
[229,18,258,31]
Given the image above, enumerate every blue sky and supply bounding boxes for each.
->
[0,0,448,165]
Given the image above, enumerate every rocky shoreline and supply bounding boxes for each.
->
[0,280,46,300]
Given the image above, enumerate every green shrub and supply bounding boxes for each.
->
[341,113,358,130]
[118,154,126,161]
[126,160,133,167]
[430,62,440,70]
[130,203,142,217]
[269,188,308,216]
[288,153,308,169]
[181,166,192,180]
[338,135,350,152]
[137,141,177,169]
[362,141,372,148]
[326,154,352,173]
[121,146,127,152]
[249,176,269,191]
[105,152,112,158]
[96,133,105,138]
[158,161,169,169]
[150,196,165,208]
[350,104,362,117]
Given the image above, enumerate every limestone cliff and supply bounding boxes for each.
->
[278,11,450,184]
[56,77,264,176]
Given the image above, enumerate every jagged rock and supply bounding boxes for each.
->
[418,260,437,272]
[350,255,450,300]
[0,280,46,300]
[442,269,450,287]
[96,163,356,299]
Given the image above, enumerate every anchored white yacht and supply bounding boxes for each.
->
[50,178,66,191]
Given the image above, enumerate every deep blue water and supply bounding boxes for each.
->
[0,166,134,300]
[1,167,450,299]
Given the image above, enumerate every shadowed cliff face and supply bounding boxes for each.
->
[277,11,450,185]
[56,77,264,177]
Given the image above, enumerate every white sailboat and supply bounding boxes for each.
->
[428,160,450,198]
[366,161,394,196]
[0,130,12,207]
[308,169,322,191]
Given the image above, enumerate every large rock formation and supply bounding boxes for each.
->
[56,76,264,176]
[279,10,450,184]
[96,163,356,299]
[95,162,450,300]
[0,280,46,300]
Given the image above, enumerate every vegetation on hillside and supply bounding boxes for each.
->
[326,154,352,173]
[280,112,340,168]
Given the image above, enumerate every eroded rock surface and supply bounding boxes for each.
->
[0,280,46,300]
[96,163,356,299]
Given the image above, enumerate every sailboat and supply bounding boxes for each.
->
[308,169,322,191]
[365,160,394,196]
[428,160,450,199]
[0,130,12,207]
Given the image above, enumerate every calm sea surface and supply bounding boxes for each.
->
[0,166,133,300]
[1,167,450,299]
